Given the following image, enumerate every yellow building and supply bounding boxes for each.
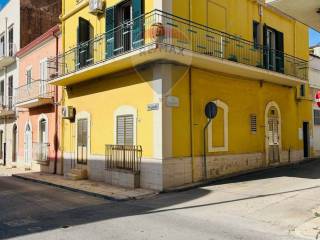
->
[50,0,311,191]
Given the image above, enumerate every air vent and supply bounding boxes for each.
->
[250,114,257,134]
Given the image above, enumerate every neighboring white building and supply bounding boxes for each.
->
[0,0,20,166]
[309,46,320,156]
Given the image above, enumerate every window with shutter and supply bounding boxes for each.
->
[116,114,134,145]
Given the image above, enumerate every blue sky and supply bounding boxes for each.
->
[310,29,320,47]
[0,0,8,10]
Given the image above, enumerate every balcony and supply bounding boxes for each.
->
[0,96,15,117]
[266,0,320,32]
[49,10,308,87]
[0,43,17,68]
[15,80,54,108]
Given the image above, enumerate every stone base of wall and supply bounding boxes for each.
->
[63,150,306,191]
[105,169,140,189]
[63,153,164,191]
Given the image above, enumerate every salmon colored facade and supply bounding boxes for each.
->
[16,25,63,173]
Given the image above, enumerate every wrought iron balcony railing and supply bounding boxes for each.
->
[15,80,54,105]
[0,96,15,111]
[0,43,17,58]
[105,144,142,173]
[49,10,308,81]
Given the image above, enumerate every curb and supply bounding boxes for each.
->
[12,174,128,202]
[163,158,320,193]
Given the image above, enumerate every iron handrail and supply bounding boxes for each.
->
[49,9,308,81]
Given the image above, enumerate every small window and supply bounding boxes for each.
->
[314,110,320,125]
[300,84,305,97]
[116,114,134,145]
[250,114,257,134]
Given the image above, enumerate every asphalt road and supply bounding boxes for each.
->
[2,161,320,240]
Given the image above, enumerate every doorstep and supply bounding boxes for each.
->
[4,167,157,201]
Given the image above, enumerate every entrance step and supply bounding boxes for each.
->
[67,168,88,180]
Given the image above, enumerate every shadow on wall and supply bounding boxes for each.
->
[66,62,190,99]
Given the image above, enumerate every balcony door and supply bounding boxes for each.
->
[106,0,143,58]
[263,25,284,73]
[115,1,132,54]
[8,76,13,110]
[78,17,92,69]
[40,59,48,96]
[0,35,4,56]
[77,118,88,165]
[8,27,13,57]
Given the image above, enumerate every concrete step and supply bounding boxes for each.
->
[67,173,84,180]
[67,168,88,180]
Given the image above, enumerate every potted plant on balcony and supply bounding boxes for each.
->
[228,54,238,62]
[150,22,165,43]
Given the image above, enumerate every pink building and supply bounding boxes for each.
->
[16,25,62,173]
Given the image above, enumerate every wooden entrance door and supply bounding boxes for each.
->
[267,107,280,164]
[77,119,88,165]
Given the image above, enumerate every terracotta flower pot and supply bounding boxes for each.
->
[150,23,165,42]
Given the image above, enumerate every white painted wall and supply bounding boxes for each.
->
[0,0,20,165]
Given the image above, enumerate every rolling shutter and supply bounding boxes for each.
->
[116,115,134,145]
[106,7,115,58]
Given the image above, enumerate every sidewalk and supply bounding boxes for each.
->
[0,166,157,201]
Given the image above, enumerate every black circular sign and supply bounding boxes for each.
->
[205,102,218,119]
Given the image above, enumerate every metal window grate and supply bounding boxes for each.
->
[314,110,320,125]
[250,114,257,134]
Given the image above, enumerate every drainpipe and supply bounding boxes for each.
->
[189,68,194,182]
[53,29,59,174]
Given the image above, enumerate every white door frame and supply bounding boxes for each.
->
[24,122,32,167]
[265,101,282,164]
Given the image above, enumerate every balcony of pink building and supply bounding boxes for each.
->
[15,80,55,108]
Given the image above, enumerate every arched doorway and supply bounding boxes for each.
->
[12,124,17,163]
[265,102,281,165]
[24,123,32,167]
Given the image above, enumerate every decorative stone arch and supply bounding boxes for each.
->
[75,111,91,161]
[38,114,49,144]
[265,101,282,164]
[113,105,138,145]
[208,99,229,152]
